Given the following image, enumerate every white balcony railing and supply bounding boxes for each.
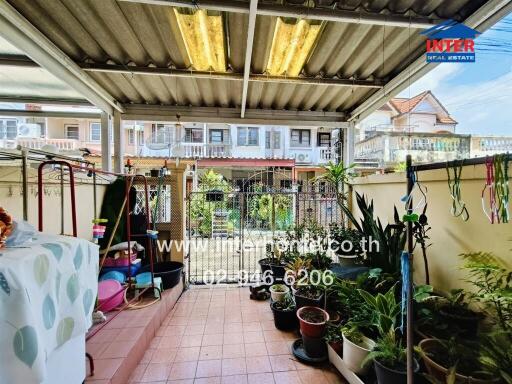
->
[1,137,79,151]
[318,147,335,163]
[180,143,231,158]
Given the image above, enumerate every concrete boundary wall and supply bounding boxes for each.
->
[351,164,512,292]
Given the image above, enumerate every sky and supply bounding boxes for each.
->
[397,15,512,136]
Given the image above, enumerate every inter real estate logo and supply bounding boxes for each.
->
[421,20,480,63]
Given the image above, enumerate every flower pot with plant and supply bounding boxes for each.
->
[342,323,376,375]
[439,288,481,337]
[329,224,364,266]
[269,284,290,303]
[294,285,324,309]
[418,338,500,384]
[324,324,343,355]
[297,306,329,338]
[270,293,298,331]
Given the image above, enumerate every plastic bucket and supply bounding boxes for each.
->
[98,279,125,312]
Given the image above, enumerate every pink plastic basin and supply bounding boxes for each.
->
[98,279,125,312]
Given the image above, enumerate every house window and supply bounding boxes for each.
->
[237,127,259,146]
[291,129,310,147]
[209,129,225,144]
[0,120,18,139]
[65,125,79,140]
[185,128,204,143]
[265,131,281,149]
[318,132,331,147]
[128,129,135,145]
[137,130,144,145]
[90,122,101,142]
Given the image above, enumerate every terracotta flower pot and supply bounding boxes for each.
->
[419,339,500,384]
[296,306,329,338]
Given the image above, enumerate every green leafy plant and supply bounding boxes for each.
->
[478,331,512,383]
[342,322,365,345]
[412,204,432,284]
[315,161,355,211]
[358,284,401,337]
[324,324,343,344]
[329,223,364,257]
[364,331,406,370]
[461,252,512,337]
[273,292,296,311]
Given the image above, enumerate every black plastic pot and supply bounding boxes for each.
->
[294,290,324,309]
[301,332,327,358]
[140,261,183,290]
[439,308,480,337]
[270,301,298,331]
[374,358,419,384]
[258,258,272,274]
[258,258,286,280]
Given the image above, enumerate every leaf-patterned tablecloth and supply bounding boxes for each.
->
[0,234,99,384]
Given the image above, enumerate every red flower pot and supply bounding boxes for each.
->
[297,306,329,338]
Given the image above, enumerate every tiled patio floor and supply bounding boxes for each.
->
[128,285,346,384]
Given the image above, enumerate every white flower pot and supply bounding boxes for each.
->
[269,284,290,302]
[342,333,375,375]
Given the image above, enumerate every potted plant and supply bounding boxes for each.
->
[294,285,324,309]
[366,332,418,384]
[418,338,499,384]
[342,323,376,375]
[329,223,364,267]
[324,324,343,355]
[285,257,312,294]
[270,293,297,331]
[478,331,512,384]
[439,289,481,337]
[297,306,330,338]
[269,284,290,303]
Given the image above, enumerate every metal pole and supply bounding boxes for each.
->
[406,154,414,384]
[60,166,65,235]
[21,149,28,221]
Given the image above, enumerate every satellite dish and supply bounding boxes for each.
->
[144,115,183,158]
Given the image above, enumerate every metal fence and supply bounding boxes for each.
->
[186,183,342,284]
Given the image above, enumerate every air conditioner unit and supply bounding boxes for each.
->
[17,124,41,138]
[295,153,311,163]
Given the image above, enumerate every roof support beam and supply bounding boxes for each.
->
[0,53,39,67]
[79,63,384,88]
[0,109,101,119]
[240,0,258,118]
[122,104,348,127]
[0,2,124,115]
[349,0,512,122]
[0,96,92,106]
[118,0,443,28]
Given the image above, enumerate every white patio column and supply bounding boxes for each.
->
[113,110,124,173]
[343,121,355,167]
[100,112,112,172]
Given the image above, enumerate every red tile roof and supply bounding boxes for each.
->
[390,91,429,114]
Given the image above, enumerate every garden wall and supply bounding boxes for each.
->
[0,166,107,239]
[351,164,512,293]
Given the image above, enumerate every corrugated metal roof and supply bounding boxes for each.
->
[2,0,489,117]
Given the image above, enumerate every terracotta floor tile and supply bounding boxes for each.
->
[185,324,206,336]
[298,369,330,384]
[141,363,172,382]
[204,321,224,335]
[223,323,243,333]
[221,374,248,384]
[322,369,347,384]
[86,342,110,357]
[169,361,198,380]
[159,335,183,349]
[269,355,296,372]
[242,322,261,332]
[174,347,201,362]
[202,333,223,346]
[248,372,275,384]
[243,331,264,344]
[222,332,244,345]
[167,379,194,384]
[221,358,247,376]
[245,356,272,374]
[263,330,285,342]
[265,341,291,356]
[117,326,145,341]
[195,359,222,378]
[92,358,123,379]
[260,320,276,331]
[222,344,245,359]
[100,340,136,359]
[128,362,147,383]
[199,345,223,361]
[180,334,203,348]
[273,371,300,384]
[164,325,187,337]
[244,342,268,357]
[151,348,178,364]
[169,316,189,326]
[194,377,221,384]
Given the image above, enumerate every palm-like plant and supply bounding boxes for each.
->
[315,161,355,214]
[479,331,512,383]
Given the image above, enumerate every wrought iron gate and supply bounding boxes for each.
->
[186,180,342,284]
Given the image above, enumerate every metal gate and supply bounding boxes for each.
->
[186,177,341,284]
